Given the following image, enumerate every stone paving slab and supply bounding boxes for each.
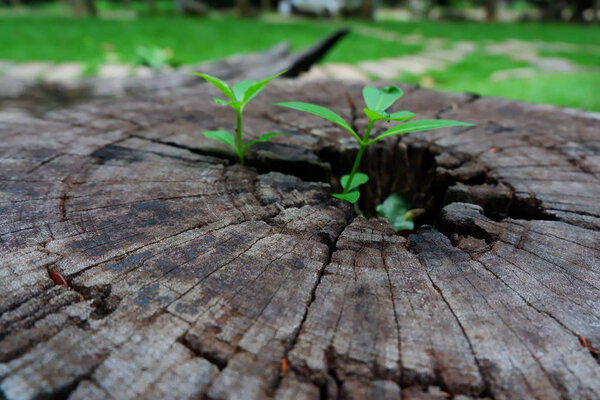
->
[3,62,52,79]
[0,61,13,74]
[301,62,368,81]
[358,42,476,79]
[98,63,133,79]
[44,63,82,83]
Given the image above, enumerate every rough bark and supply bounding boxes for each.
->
[67,0,98,16]
[360,0,376,20]
[237,0,253,17]
[484,0,497,21]
[1,79,599,400]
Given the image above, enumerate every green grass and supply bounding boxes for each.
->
[538,49,600,67]
[3,14,597,64]
[399,52,531,84]
[0,15,422,65]
[465,72,600,111]
[0,12,598,111]
[399,52,600,111]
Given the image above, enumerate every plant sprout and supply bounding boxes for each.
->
[275,85,475,204]
[192,71,286,165]
[136,46,178,69]
[376,193,424,232]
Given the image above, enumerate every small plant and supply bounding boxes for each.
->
[136,46,179,69]
[275,85,475,204]
[192,71,286,165]
[376,193,424,232]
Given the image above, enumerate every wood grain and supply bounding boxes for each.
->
[1,79,599,399]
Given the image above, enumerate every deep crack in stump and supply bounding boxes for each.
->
[1,79,600,400]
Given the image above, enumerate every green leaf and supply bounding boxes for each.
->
[392,219,414,232]
[388,110,416,121]
[370,120,475,144]
[364,109,416,122]
[376,193,410,222]
[273,102,360,142]
[376,193,414,232]
[340,173,369,192]
[362,85,403,112]
[190,72,235,100]
[332,191,360,204]
[202,130,237,151]
[232,80,255,102]
[243,70,286,103]
[363,108,389,121]
[213,97,232,106]
[244,132,288,150]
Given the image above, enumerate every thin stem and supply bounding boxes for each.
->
[342,120,375,194]
[363,119,375,142]
[343,144,366,194]
[236,107,244,165]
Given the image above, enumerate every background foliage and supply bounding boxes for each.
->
[0,0,598,110]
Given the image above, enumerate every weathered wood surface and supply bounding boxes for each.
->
[1,78,599,400]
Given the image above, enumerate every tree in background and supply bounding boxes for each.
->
[530,0,596,22]
[67,0,97,16]
[360,0,376,20]
[237,0,253,16]
[566,0,596,21]
[483,0,497,20]
[2,0,595,22]
[407,0,435,18]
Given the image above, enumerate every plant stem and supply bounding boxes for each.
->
[343,144,366,194]
[342,120,374,194]
[236,107,244,165]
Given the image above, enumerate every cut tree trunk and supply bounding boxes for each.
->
[238,0,253,17]
[67,0,98,16]
[484,0,497,21]
[1,77,599,400]
[360,0,376,20]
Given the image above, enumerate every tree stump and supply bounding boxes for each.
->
[1,78,599,400]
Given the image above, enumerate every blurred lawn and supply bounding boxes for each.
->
[0,16,422,64]
[0,14,598,111]
[399,53,600,112]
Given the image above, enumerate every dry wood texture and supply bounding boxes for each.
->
[1,78,599,400]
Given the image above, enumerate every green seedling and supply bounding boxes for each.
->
[376,193,424,232]
[136,46,179,69]
[192,71,287,165]
[275,85,475,204]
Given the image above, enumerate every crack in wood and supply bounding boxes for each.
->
[2,80,600,399]
[409,238,492,398]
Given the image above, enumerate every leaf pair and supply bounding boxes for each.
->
[331,173,369,203]
[273,86,406,145]
[192,71,285,110]
[275,85,474,146]
[375,193,424,232]
[193,71,286,164]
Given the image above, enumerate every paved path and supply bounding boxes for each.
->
[303,30,599,82]
[0,61,154,82]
